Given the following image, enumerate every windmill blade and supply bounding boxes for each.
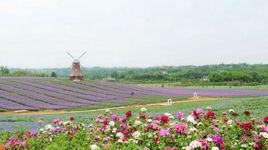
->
[66,52,75,59]
[78,51,87,59]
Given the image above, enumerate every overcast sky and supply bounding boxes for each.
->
[0,0,267,68]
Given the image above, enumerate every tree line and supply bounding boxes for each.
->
[2,64,268,85]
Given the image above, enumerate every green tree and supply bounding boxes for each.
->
[51,72,57,77]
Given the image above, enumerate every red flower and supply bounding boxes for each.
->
[243,111,251,116]
[122,130,129,135]
[153,137,159,142]
[160,115,169,123]
[264,116,268,124]
[205,110,216,119]
[240,122,253,131]
[139,114,147,119]
[154,116,160,121]
[125,111,132,118]
[69,117,75,121]
[231,112,239,117]
[223,117,228,122]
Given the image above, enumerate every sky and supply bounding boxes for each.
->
[0,0,267,68]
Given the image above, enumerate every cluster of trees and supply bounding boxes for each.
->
[108,64,268,85]
[0,67,50,77]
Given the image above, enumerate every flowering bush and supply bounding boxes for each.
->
[0,108,268,150]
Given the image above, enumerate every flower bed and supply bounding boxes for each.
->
[0,107,268,150]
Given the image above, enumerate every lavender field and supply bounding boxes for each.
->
[0,77,268,111]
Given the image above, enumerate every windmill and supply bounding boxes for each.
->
[66,52,87,81]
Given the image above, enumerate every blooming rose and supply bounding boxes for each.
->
[69,117,75,122]
[264,116,268,124]
[125,111,132,118]
[176,112,184,119]
[160,115,169,123]
[159,128,170,137]
[189,140,202,148]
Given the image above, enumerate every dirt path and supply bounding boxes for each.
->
[0,97,225,115]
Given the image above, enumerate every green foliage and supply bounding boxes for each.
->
[5,64,268,84]
[51,72,57,77]
[0,66,9,75]
[10,70,49,77]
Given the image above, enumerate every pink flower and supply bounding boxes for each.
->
[260,126,268,132]
[174,123,187,134]
[213,136,223,145]
[195,108,203,115]
[198,139,209,149]
[103,136,110,142]
[176,112,184,119]
[222,112,227,115]
[241,136,248,142]
[159,128,170,137]
[37,120,43,124]
[120,124,127,129]
[103,119,109,125]
[112,115,120,121]
[120,117,127,122]
[22,140,27,148]
[214,127,219,133]
[53,119,61,124]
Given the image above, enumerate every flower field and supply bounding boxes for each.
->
[0,77,268,111]
[0,107,267,150]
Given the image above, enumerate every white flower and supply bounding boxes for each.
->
[164,113,175,119]
[211,147,219,150]
[116,132,124,139]
[147,119,153,123]
[132,131,141,139]
[112,128,117,133]
[197,122,203,126]
[105,109,110,113]
[260,132,268,139]
[182,146,191,150]
[90,144,99,150]
[141,107,147,112]
[134,120,142,126]
[189,127,197,133]
[227,119,233,125]
[117,139,123,143]
[206,106,212,110]
[249,142,255,146]
[228,109,235,113]
[109,121,115,127]
[45,124,53,130]
[241,144,247,148]
[257,125,264,129]
[147,133,153,138]
[206,138,213,142]
[189,140,202,148]
[63,121,70,126]
[187,115,196,124]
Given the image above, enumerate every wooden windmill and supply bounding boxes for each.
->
[66,52,87,81]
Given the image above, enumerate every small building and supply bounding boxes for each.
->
[70,59,83,81]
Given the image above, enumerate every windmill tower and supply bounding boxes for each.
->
[66,52,87,81]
